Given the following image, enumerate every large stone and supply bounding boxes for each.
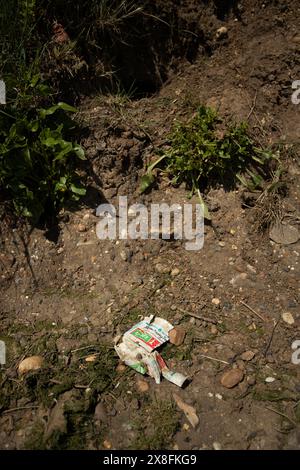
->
[44,391,74,440]
[169,327,186,346]
[18,356,44,375]
[269,223,299,245]
[241,350,255,361]
[94,402,107,422]
[221,368,244,388]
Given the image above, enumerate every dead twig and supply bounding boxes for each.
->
[49,379,63,385]
[247,90,258,120]
[178,307,217,324]
[236,389,251,400]
[200,354,229,365]
[2,405,39,414]
[107,391,126,410]
[293,399,300,409]
[71,345,96,353]
[265,406,297,427]
[264,319,280,357]
[240,301,266,322]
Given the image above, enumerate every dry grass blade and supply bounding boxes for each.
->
[96,1,143,31]
[265,406,297,427]
[240,301,266,322]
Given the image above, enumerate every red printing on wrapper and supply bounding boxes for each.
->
[130,328,160,349]
[155,352,167,370]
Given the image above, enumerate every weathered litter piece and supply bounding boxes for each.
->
[115,316,188,387]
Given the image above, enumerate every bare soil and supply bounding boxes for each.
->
[1,0,300,450]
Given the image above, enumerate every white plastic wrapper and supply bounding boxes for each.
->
[115,315,188,387]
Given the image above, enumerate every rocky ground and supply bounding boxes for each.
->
[1,0,300,450]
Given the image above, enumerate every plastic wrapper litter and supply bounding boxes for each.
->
[115,315,188,387]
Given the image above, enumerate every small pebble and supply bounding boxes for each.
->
[213,442,222,450]
[241,350,255,361]
[216,26,228,40]
[103,440,112,449]
[155,263,171,274]
[120,250,128,261]
[247,375,256,386]
[265,377,276,383]
[282,312,295,325]
[85,354,97,363]
[171,268,180,277]
[136,379,149,393]
[77,223,87,233]
[116,363,126,373]
[211,325,218,335]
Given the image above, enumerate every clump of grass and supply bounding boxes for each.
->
[14,341,119,449]
[93,0,143,34]
[141,106,280,218]
[113,307,143,331]
[130,398,180,450]
[252,389,297,402]
[250,164,287,232]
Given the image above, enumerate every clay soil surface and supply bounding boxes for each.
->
[1,0,300,450]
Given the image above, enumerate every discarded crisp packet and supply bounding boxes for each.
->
[114,315,188,387]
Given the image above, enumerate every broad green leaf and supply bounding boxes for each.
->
[54,142,73,160]
[39,102,77,119]
[246,169,263,187]
[42,136,60,147]
[197,189,211,221]
[56,102,77,113]
[28,120,39,132]
[70,184,86,196]
[140,173,154,193]
[73,144,86,160]
[55,182,67,192]
[21,207,33,217]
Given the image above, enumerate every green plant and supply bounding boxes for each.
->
[0,0,39,76]
[141,106,279,218]
[19,0,37,35]
[0,79,86,222]
[93,0,143,33]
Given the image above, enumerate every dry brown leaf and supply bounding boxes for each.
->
[173,393,199,428]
